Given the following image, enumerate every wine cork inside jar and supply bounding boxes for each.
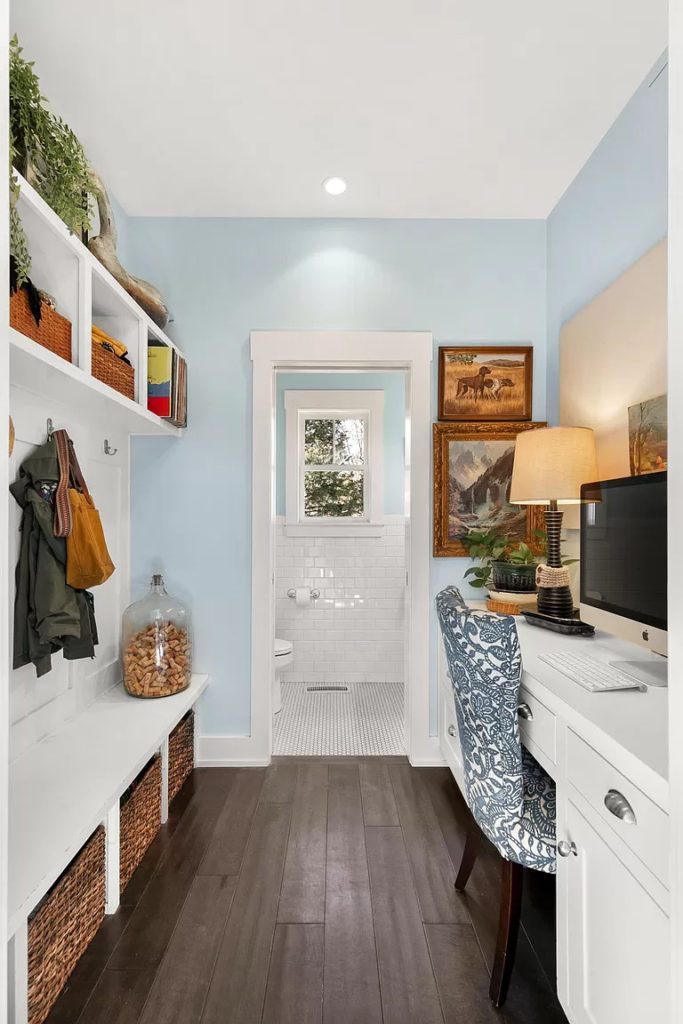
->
[123,621,190,697]
[122,575,192,699]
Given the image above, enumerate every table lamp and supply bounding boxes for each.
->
[510,426,597,619]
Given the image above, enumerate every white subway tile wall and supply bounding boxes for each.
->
[275,516,406,684]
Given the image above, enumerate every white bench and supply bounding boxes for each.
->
[7,674,209,1024]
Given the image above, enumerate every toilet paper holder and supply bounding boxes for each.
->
[287,588,320,599]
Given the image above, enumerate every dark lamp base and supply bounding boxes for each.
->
[537,585,575,619]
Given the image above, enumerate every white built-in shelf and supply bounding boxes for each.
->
[8,674,208,936]
[10,329,180,437]
[11,171,184,435]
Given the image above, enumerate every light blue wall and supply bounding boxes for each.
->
[275,372,406,517]
[125,217,548,737]
[546,56,668,424]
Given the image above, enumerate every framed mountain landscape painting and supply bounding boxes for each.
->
[438,345,533,421]
[433,421,547,557]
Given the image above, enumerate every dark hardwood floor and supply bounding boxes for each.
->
[46,761,568,1024]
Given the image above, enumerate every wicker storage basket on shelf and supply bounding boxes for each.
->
[28,826,105,1024]
[92,342,135,401]
[10,288,72,363]
[169,711,194,803]
[119,755,162,893]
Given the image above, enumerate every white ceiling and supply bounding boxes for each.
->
[11,1,667,219]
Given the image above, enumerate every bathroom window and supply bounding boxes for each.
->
[285,391,384,535]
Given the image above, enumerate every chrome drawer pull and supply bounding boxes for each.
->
[517,703,534,721]
[557,840,578,858]
[447,725,457,738]
[604,789,637,825]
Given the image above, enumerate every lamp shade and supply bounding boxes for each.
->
[510,426,597,505]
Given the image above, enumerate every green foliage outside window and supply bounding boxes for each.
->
[305,471,364,517]
[303,417,366,517]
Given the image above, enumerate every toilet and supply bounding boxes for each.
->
[273,637,293,714]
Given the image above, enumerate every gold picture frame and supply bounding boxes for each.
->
[433,421,547,557]
[438,345,533,421]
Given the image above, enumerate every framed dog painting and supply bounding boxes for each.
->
[433,421,547,557]
[438,345,533,421]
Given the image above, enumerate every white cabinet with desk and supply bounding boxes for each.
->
[438,617,670,1024]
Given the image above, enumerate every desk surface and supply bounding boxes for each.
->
[515,620,668,808]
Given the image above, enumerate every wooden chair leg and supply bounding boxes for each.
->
[489,859,523,1007]
[454,814,482,892]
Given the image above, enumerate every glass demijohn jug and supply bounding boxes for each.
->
[122,574,191,698]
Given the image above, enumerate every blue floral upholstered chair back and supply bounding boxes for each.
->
[436,586,555,873]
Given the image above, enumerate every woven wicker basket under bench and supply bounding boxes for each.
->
[8,675,208,1024]
[119,756,162,893]
[28,827,105,1024]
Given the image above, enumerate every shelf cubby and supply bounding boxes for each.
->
[11,171,185,434]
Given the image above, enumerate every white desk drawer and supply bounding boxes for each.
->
[567,729,669,887]
[518,686,556,766]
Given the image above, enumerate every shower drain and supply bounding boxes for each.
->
[306,685,349,692]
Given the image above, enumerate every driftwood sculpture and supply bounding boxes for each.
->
[88,169,169,329]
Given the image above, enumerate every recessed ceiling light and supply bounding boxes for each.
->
[322,176,347,196]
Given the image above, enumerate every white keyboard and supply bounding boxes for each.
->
[539,651,645,692]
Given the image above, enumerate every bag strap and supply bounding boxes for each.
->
[67,438,93,504]
[52,429,72,537]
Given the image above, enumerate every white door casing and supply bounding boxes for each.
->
[217,330,436,767]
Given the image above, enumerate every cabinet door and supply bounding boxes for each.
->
[561,797,669,1024]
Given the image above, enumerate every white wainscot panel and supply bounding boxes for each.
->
[9,386,129,760]
[274,515,406,684]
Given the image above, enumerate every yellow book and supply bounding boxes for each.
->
[147,343,172,416]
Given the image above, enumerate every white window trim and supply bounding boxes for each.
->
[284,390,384,536]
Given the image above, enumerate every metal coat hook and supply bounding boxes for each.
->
[46,418,54,438]
[103,440,118,456]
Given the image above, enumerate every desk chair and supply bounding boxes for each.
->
[436,586,556,1006]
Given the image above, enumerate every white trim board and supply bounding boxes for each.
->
[250,330,437,767]
[197,735,271,767]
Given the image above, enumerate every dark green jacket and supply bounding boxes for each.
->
[11,439,98,677]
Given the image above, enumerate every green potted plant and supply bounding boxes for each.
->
[9,34,94,285]
[461,528,538,593]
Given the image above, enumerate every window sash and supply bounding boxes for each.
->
[303,463,365,474]
[299,413,369,521]
[284,390,384,529]
[303,415,366,468]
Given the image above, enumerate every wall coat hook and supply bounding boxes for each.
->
[103,440,118,456]
[46,418,55,438]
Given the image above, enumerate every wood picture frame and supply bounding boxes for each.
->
[433,420,547,557]
[438,345,533,421]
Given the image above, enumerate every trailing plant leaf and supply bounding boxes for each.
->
[9,145,30,285]
[463,565,493,589]
[9,33,93,267]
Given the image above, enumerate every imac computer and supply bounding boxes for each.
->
[580,471,667,687]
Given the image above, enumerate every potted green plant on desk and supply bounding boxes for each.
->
[461,529,538,594]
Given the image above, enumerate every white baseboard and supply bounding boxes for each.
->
[408,734,446,768]
[197,734,270,767]
[198,733,444,768]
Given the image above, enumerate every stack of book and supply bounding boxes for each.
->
[170,348,187,427]
[147,340,187,426]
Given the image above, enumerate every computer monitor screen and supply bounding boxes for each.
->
[580,472,667,640]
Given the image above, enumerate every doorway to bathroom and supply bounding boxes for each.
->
[272,371,407,755]
[250,331,434,766]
